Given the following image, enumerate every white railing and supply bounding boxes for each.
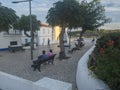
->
[76,46,110,90]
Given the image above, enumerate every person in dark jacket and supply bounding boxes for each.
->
[38,50,47,60]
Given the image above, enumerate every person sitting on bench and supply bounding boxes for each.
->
[80,41,84,47]
[46,49,53,57]
[38,50,47,61]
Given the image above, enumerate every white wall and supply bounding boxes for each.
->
[0,32,22,49]
[38,27,52,45]
[21,31,38,45]
[0,71,72,90]
[0,71,49,90]
[76,46,110,90]
[64,29,69,45]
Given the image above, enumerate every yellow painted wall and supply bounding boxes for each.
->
[53,26,61,40]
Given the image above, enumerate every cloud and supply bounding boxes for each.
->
[105,7,120,12]
[101,0,120,6]
[32,7,49,12]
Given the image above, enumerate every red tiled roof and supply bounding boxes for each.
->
[40,23,51,27]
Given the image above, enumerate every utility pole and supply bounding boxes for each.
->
[12,0,33,60]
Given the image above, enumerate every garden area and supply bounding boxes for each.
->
[90,32,120,90]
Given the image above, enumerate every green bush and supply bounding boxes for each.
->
[91,32,120,90]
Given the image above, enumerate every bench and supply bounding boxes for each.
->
[68,43,80,54]
[31,54,56,72]
[8,46,25,52]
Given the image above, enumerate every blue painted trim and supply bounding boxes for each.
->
[0,48,9,51]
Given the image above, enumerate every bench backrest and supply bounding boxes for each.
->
[38,54,56,63]
[43,54,56,61]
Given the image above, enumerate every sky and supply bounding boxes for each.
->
[1,0,120,29]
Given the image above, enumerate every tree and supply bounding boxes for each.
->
[78,0,110,40]
[46,0,81,59]
[13,15,40,37]
[0,2,18,31]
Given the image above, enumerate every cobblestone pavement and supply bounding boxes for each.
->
[0,40,94,90]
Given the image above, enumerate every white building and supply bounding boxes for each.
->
[0,23,70,50]
[21,23,55,46]
[37,23,53,45]
[0,29,22,51]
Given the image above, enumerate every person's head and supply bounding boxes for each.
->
[49,49,52,53]
[42,50,46,54]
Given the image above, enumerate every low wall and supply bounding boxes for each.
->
[0,71,72,90]
[76,46,110,90]
[0,71,49,90]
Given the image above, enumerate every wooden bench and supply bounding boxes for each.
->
[31,54,56,72]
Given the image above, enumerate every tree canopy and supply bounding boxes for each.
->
[46,0,81,28]
[79,0,110,37]
[46,0,110,58]
[13,15,40,37]
[46,0,81,58]
[0,3,18,31]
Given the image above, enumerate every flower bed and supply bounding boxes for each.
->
[90,32,120,90]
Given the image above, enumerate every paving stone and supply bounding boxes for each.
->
[0,40,94,90]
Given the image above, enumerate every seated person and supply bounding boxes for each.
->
[91,38,95,43]
[38,50,47,60]
[80,41,85,47]
[46,49,53,57]
[75,43,79,48]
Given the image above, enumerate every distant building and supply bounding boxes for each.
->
[37,23,69,45]
[37,23,53,45]
[53,26,70,45]
[0,29,22,51]
[0,23,69,50]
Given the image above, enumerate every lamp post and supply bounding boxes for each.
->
[12,0,34,60]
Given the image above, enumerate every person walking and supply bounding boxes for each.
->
[47,38,50,48]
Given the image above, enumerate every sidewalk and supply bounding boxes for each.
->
[0,40,93,90]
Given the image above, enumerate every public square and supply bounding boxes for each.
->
[0,38,94,90]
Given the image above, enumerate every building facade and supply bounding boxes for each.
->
[37,23,53,45]
[0,29,22,51]
[0,23,69,50]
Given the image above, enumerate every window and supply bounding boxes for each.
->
[48,29,50,34]
[3,30,21,35]
[43,29,45,34]
[25,39,28,43]
[10,41,17,45]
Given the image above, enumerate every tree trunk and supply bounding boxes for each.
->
[78,29,84,46]
[31,30,34,60]
[24,30,35,60]
[24,31,31,37]
[59,26,66,59]
[69,29,71,49]
[96,29,102,38]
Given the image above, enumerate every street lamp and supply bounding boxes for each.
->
[12,0,34,60]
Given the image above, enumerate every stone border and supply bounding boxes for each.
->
[0,71,72,90]
[76,45,110,90]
